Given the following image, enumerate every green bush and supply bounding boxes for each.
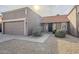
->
[55,31,66,38]
[32,27,42,37]
[52,30,56,34]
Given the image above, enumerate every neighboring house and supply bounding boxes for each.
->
[42,15,69,33]
[67,5,79,37]
[2,7,42,35]
[0,16,2,32]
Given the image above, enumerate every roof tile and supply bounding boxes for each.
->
[42,15,69,23]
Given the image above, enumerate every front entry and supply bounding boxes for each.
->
[48,23,52,32]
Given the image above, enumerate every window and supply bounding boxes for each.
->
[61,23,67,31]
[56,23,61,30]
[53,23,56,30]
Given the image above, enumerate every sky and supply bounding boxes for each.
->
[0,5,74,17]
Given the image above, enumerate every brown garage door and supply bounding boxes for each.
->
[4,21,24,35]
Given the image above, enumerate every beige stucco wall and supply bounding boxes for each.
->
[2,8,26,20]
[26,7,42,35]
[67,7,77,36]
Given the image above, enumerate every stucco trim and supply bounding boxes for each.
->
[2,18,26,22]
[24,9,27,35]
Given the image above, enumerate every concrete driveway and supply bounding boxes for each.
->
[0,33,50,43]
[0,33,57,54]
[57,35,79,53]
[0,33,79,54]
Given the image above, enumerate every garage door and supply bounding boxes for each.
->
[4,21,24,35]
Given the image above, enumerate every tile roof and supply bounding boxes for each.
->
[42,15,69,23]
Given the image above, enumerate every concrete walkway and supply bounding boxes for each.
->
[0,33,50,43]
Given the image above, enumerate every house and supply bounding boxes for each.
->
[41,15,69,33]
[41,5,79,37]
[2,7,42,35]
[1,5,79,37]
[67,5,79,37]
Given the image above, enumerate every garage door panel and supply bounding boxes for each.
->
[4,21,24,35]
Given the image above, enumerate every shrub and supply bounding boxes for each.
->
[32,26,42,37]
[52,30,56,34]
[55,31,66,38]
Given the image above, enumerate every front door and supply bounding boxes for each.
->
[48,23,52,32]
